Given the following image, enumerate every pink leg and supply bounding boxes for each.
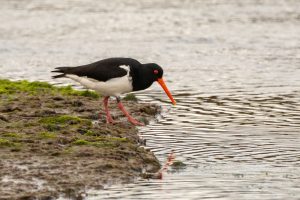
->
[117,98,144,126]
[102,96,114,124]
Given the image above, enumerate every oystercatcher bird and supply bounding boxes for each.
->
[52,57,176,125]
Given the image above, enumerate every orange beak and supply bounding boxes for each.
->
[157,78,176,105]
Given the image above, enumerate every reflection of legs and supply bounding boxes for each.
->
[103,96,114,123]
[116,97,144,126]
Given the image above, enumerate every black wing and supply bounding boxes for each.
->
[52,57,141,82]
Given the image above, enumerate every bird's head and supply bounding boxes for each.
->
[149,63,164,80]
[147,63,176,106]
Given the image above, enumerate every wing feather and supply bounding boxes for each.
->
[53,58,140,82]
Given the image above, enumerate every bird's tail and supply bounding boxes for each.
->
[51,67,72,79]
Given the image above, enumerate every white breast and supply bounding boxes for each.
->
[66,65,133,96]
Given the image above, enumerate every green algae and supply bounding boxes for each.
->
[2,133,23,138]
[72,139,112,147]
[57,85,99,99]
[72,139,90,145]
[0,138,13,147]
[40,115,81,124]
[39,132,57,139]
[39,115,92,126]
[0,79,99,98]
[39,115,92,134]
[171,160,187,169]
[0,138,21,148]
[95,136,128,142]
[123,93,138,101]
[84,130,95,136]
[72,137,126,148]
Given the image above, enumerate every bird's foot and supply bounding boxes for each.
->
[127,117,144,126]
[106,117,115,124]
[116,99,144,126]
[100,112,115,124]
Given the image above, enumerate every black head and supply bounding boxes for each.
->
[131,63,163,91]
[146,63,164,80]
[130,61,176,105]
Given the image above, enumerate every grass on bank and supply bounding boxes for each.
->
[0,79,99,99]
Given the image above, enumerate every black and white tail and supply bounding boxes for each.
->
[51,67,72,79]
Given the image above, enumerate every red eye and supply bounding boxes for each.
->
[154,70,159,74]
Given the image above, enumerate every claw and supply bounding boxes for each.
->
[128,117,144,126]
[106,116,115,124]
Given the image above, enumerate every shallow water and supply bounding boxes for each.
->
[1,0,300,199]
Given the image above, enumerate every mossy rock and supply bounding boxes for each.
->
[39,115,92,126]
[39,132,57,139]
[0,138,21,148]
[171,160,187,170]
[72,138,121,148]
[2,133,23,138]
[73,139,90,145]
[0,79,99,99]
[123,93,138,101]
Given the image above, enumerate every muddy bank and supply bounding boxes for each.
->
[0,79,160,199]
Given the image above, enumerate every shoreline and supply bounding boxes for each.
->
[0,79,161,199]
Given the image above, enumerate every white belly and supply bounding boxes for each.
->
[66,74,133,96]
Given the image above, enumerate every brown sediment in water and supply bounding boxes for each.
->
[0,79,161,199]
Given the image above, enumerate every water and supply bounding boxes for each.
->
[1,0,300,199]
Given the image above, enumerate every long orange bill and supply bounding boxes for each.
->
[157,78,176,105]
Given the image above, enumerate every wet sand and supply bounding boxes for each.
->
[0,80,160,199]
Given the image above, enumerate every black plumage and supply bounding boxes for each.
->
[52,57,164,92]
[52,57,141,82]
